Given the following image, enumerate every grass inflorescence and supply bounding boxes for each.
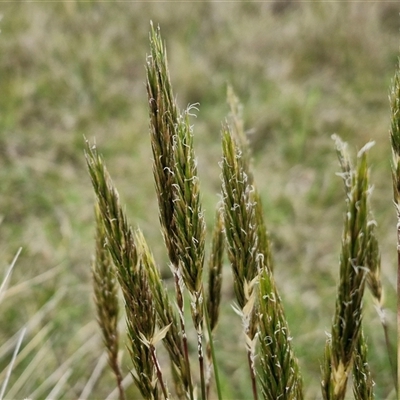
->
[84,22,397,400]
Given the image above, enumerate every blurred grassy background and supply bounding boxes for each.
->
[0,1,399,399]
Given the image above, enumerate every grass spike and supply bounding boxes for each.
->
[92,204,125,400]
[85,142,159,399]
[221,121,302,400]
[322,136,375,400]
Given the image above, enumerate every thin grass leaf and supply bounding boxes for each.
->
[105,372,134,400]
[79,351,109,400]
[0,327,26,400]
[28,323,99,400]
[0,247,22,303]
[45,368,72,400]
[0,290,65,362]
[2,264,62,301]
[3,324,52,399]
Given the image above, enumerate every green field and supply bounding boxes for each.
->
[1,2,399,399]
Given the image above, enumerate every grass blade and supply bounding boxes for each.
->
[0,327,26,400]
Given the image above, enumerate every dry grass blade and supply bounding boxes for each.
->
[3,324,52,399]
[45,368,72,400]
[27,323,99,400]
[389,57,400,395]
[0,289,65,361]
[79,351,108,399]
[85,142,160,399]
[106,372,134,400]
[0,327,26,400]
[2,264,62,301]
[0,248,22,303]
[322,136,374,400]
[92,204,125,400]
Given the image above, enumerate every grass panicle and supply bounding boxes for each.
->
[172,107,207,400]
[226,86,273,274]
[146,23,194,398]
[83,22,396,400]
[389,56,400,396]
[220,125,260,399]
[146,21,179,267]
[92,205,125,400]
[85,143,162,399]
[146,22,210,400]
[321,136,375,400]
[220,122,302,400]
[220,126,259,312]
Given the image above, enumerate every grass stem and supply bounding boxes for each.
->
[204,301,222,400]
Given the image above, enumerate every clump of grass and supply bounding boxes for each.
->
[86,22,395,400]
